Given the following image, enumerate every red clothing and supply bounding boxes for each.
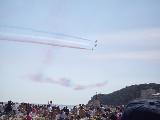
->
[26,115,32,120]
[44,110,49,117]
[32,108,37,113]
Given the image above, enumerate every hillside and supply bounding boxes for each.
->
[88,83,160,106]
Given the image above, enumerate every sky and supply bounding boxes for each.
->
[0,0,160,105]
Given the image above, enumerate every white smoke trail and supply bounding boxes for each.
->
[0,33,93,50]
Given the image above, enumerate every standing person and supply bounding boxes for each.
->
[31,106,37,117]
[4,101,13,115]
[25,112,32,120]
[79,106,86,118]
[0,102,4,115]
[56,110,66,120]
[49,100,54,107]
[12,103,18,115]
[64,106,69,116]
[43,107,49,118]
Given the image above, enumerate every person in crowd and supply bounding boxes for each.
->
[25,112,32,120]
[0,102,4,116]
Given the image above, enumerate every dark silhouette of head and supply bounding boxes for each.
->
[121,99,160,120]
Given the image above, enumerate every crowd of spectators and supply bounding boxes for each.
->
[0,101,124,120]
[0,99,160,120]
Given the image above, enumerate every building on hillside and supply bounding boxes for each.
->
[152,93,160,99]
[141,88,156,99]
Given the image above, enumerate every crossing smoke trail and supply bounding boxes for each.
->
[0,38,90,50]
[0,25,93,41]
[0,25,98,50]
[0,34,93,50]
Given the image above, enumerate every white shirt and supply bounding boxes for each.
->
[48,106,52,112]
[0,104,4,112]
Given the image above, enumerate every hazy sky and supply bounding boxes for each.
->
[0,0,160,105]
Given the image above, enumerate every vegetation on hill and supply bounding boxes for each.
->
[88,83,160,106]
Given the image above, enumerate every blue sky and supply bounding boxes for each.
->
[0,0,160,105]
